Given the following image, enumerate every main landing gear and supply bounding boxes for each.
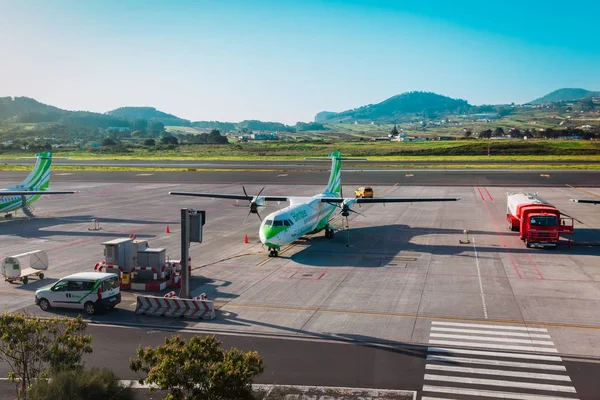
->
[325,227,335,239]
[268,248,279,257]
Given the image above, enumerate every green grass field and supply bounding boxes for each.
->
[2,140,599,161]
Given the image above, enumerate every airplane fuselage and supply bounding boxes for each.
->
[259,192,340,249]
[0,193,39,214]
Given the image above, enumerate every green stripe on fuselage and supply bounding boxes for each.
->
[261,224,289,240]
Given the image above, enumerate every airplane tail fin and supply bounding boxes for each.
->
[324,151,342,195]
[18,152,52,191]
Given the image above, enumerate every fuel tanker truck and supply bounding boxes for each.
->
[506,192,574,248]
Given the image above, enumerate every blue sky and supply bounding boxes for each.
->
[1,0,598,124]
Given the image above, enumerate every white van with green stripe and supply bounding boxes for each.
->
[35,272,121,315]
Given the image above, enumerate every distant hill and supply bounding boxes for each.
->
[0,96,68,122]
[0,97,130,128]
[106,107,191,126]
[191,121,237,131]
[530,88,600,104]
[315,91,471,123]
[314,111,338,123]
[237,120,292,132]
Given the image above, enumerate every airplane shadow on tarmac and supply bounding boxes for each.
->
[0,215,168,239]
[288,224,600,267]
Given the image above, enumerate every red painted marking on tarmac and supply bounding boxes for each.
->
[476,187,485,201]
[315,270,327,280]
[484,188,493,201]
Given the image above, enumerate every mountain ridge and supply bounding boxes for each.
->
[314,91,471,123]
[530,88,600,104]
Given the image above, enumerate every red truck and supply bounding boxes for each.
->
[506,192,574,248]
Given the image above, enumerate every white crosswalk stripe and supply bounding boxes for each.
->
[422,320,578,400]
[431,326,552,339]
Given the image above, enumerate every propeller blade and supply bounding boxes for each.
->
[256,210,263,221]
[243,210,251,225]
[349,209,366,218]
[256,186,266,199]
[242,185,249,200]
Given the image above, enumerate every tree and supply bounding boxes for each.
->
[160,135,178,145]
[132,119,148,133]
[209,129,229,144]
[102,137,117,146]
[390,125,399,136]
[28,368,134,400]
[479,129,492,139]
[463,129,472,138]
[144,138,156,146]
[0,314,92,399]
[130,335,263,400]
[509,128,522,138]
[493,127,505,137]
[148,120,165,136]
[130,130,146,138]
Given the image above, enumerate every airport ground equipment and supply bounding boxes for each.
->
[134,294,215,319]
[94,237,182,291]
[2,250,48,284]
[180,209,205,299]
[506,192,574,248]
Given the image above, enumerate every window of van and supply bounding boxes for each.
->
[52,281,69,292]
[103,277,120,291]
[67,281,95,291]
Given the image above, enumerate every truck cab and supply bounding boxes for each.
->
[521,209,573,248]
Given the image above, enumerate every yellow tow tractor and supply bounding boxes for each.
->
[355,186,374,198]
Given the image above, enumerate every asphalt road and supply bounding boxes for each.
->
[3,158,600,170]
[2,169,600,187]
[0,324,598,399]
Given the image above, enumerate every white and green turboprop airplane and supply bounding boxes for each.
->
[0,152,76,218]
[170,152,461,257]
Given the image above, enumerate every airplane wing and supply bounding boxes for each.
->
[0,190,77,196]
[570,199,600,205]
[169,191,289,202]
[321,197,461,204]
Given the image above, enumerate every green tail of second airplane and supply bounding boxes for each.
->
[324,151,342,195]
[13,152,53,191]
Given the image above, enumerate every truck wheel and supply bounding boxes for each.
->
[39,298,50,311]
[525,241,531,248]
[38,273,44,280]
[22,277,28,285]
[84,302,96,316]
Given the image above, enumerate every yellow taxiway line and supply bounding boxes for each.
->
[566,184,600,199]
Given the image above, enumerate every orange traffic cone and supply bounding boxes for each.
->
[166,225,170,233]
[244,234,249,243]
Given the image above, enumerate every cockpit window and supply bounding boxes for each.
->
[265,220,273,226]
[284,220,291,226]
[273,220,283,227]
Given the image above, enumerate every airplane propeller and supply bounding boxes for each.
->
[242,185,266,223]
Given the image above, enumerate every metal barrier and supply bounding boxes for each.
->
[135,295,215,320]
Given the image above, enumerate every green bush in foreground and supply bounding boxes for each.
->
[28,368,134,400]
[130,335,264,400]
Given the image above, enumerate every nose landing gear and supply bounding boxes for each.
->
[268,248,279,257]
[325,227,335,239]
